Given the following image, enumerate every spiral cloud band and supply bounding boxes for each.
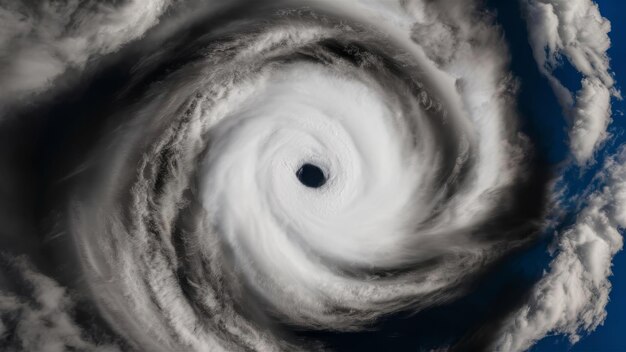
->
[0,0,622,351]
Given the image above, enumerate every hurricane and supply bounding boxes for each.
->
[0,1,623,351]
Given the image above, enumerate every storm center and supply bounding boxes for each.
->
[296,163,326,188]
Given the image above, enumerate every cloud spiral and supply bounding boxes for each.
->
[0,0,621,351]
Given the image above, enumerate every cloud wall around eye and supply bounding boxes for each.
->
[522,0,621,164]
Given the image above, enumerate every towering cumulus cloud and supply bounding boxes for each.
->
[0,0,622,351]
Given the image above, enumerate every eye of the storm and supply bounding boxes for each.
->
[296,163,327,188]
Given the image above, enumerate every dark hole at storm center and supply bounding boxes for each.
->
[296,163,327,188]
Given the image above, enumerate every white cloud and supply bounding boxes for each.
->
[0,0,170,109]
[496,147,626,351]
[523,0,621,163]
[0,257,119,352]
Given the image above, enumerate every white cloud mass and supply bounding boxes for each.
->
[493,1,625,350]
[0,0,170,109]
[496,147,626,351]
[0,257,118,352]
[523,0,621,163]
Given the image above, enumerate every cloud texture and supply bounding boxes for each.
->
[523,0,620,163]
[0,0,170,108]
[497,147,626,351]
[0,257,117,352]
